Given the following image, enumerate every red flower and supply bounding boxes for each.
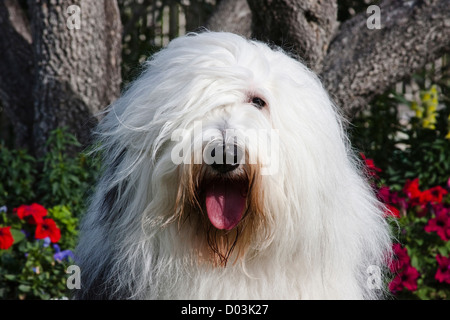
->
[420,186,448,204]
[384,204,400,218]
[35,218,61,243]
[435,255,450,284]
[424,209,450,241]
[360,153,382,178]
[403,178,422,200]
[15,203,48,225]
[0,226,14,250]
[389,265,420,293]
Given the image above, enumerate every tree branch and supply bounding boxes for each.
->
[321,0,450,117]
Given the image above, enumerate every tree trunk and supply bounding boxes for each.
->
[0,0,122,156]
[248,0,338,72]
[205,0,252,37]
[29,0,122,156]
[0,0,34,150]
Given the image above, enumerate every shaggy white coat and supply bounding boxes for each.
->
[75,31,392,300]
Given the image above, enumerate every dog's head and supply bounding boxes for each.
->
[99,31,350,266]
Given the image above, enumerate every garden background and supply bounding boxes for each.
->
[0,0,449,299]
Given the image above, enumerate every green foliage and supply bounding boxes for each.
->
[0,144,37,208]
[0,128,101,217]
[38,128,100,215]
[49,205,79,251]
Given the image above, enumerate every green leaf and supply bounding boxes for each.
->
[4,274,16,281]
[438,246,448,256]
[18,284,31,293]
[411,254,420,269]
[10,229,26,244]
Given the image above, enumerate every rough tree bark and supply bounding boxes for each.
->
[0,0,34,150]
[208,0,450,118]
[0,0,122,156]
[322,0,450,116]
[205,0,252,37]
[248,0,338,72]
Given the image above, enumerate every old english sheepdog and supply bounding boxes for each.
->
[75,31,392,299]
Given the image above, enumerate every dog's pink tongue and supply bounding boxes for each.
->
[205,182,247,230]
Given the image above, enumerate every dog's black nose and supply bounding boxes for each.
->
[210,144,240,173]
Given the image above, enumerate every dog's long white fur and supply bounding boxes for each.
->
[75,32,392,299]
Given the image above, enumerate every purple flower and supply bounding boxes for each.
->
[53,243,61,253]
[0,206,7,213]
[42,237,51,247]
[54,249,75,262]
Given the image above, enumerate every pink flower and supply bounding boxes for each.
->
[389,243,411,273]
[389,244,420,294]
[389,265,420,293]
[424,209,450,241]
[435,255,450,284]
[377,186,401,204]
[377,186,403,218]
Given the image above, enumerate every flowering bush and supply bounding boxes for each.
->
[0,204,76,299]
[355,76,450,299]
[361,154,450,299]
[0,128,97,299]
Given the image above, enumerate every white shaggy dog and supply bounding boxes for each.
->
[75,32,392,300]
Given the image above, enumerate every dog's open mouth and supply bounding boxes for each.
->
[204,179,248,230]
